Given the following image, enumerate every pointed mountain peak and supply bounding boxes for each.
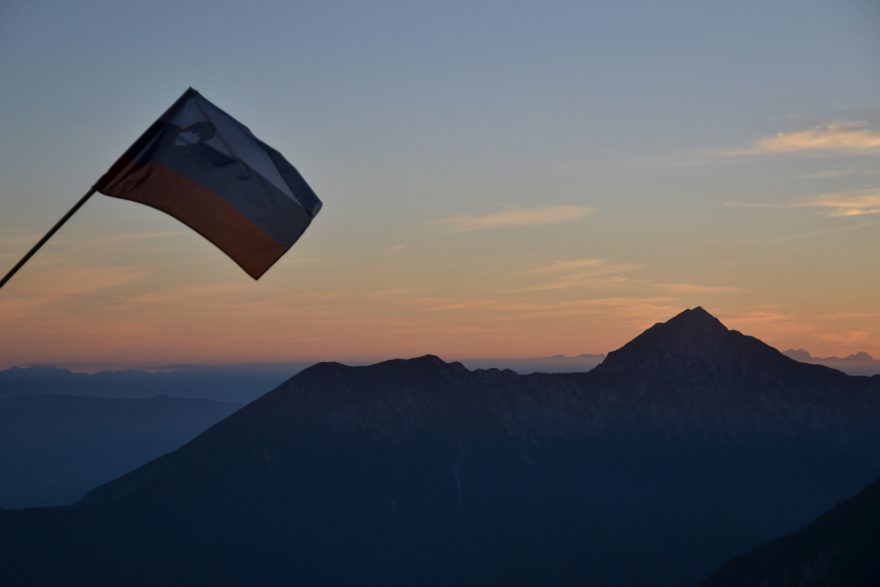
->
[592,307,762,381]
[591,306,848,388]
[624,306,730,348]
[664,306,727,332]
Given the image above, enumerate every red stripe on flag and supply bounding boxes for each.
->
[97,159,287,279]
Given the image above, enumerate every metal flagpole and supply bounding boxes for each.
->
[0,187,97,291]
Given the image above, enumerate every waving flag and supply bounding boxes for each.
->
[95,88,322,279]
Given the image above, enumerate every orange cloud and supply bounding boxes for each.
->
[727,188,880,218]
[440,206,594,231]
[745,122,880,155]
[654,282,747,295]
[805,190,880,217]
[516,258,642,292]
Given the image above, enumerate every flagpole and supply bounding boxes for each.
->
[0,187,97,291]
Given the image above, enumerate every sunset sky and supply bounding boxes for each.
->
[1,0,879,368]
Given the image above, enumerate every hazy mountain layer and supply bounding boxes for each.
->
[0,363,307,402]
[784,348,880,376]
[0,394,240,508]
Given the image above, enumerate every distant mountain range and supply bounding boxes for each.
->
[0,355,607,405]
[2,307,880,586]
[783,348,880,376]
[0,363,309,402]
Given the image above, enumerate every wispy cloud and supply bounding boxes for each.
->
[0,265,152,321]
[517,259,746,296]
[804,190,880,217]
[818,312,877,321]
[727,187,880,217]
[64,231,189,252]
[712,306,878,356]
[738,121,880,156]
[732,221,880,245]
[516,258,642,291]
[521,258,611,275]
[654,282,746,295]
[489,297,684,329]
[423,299,502,312]
[816,329,874,347]
[720,307,812,339]
[441,206,594,232]
[800,169,880,179]
[417,295,680,323]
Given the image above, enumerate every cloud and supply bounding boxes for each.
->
[0,265,151,321]
[720,308,813,341]
[417,295,681,322]
[818,312,877,321]
[726,188,880,217]
[800,169,880,179]
[64,231,189,252]
[817,329,874,347]
[804,190,880,217]
[735,221,880,244]
[654,282,746,295]
[519,260,743,296]
[517,258,642,291]
[490,297,683,326]
[521,258,605,275]
[741,121,880,155]
[424,299,501,312]
[441,206,594,232]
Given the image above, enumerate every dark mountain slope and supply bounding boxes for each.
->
[702,477,880,587]
[2,309,880,586]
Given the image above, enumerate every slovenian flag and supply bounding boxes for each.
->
[95,88,322,279]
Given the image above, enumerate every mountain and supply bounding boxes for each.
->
[702,476,880,586]
[2,308,880,586]
[0,394,240,508]
[593,306,851,389]
[460,353,605,373]
[784,348,880,376]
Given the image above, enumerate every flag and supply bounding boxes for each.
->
[95,88,322,279]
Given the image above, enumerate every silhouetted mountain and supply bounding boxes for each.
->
[460,353,605,373]
[703,476,880,586]
[2,308,880,586]
[784,348,880,376]
[0,394,240,508]
[593,306,851,390]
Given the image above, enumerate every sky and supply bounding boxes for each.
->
[1,0,879,368]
